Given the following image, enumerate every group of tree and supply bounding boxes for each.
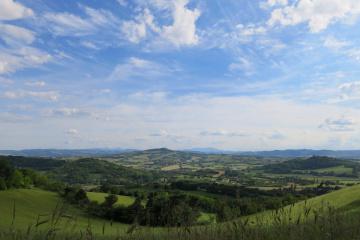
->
[0,159,62,191]
[262,156,359,175]
[63,187,202,227]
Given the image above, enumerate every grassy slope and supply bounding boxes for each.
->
[87,192,135,206]
[0,189,128,235]
[247,184,360,224]
[3,185,360,237]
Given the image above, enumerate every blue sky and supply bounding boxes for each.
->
[2,0,360,150]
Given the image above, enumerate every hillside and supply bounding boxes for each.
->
[0,155,65,171]
[263,156,358,174]
[248,184,360,224]
[0,148,133,158]
[2,186,360,239]
[0,189,128,235]
[51,158,161,185]
[105,148,274,171]
[1,155,161,185]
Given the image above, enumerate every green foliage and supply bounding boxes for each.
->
[0,189,127,234]
[0,177,7,190]
[0,158,63,191]
[51,158,161,185]
[9,170,24,188]
[102,194,118,209]
[263,156,358,174]
[0,155,65,170]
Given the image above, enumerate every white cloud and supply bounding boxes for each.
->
[25,81,46,87]
[44,6,120,37]
[228,57,254,76]
[319,116,356,132]
[121,0,200,47]
[3,90,59,101]
[0,77,13,85]
[347,48,360,61]
[83,6,118,26]
[236,24,267,36]
[44,12,95,36]
[268,0,360,33]
[121,18,147,44]
[109,57,173,81]
[268,0,288,6]
[338,81,360,101]
[3,93,360,150]
[323,36,349,50]
[121,8,159,44]
[0,47,51,74]
[0,112,32,123]
[260,0,288,9]
[47,108,91,117]
[66,128,79,135]
[0,24,35,45]
[267,131,286,140]
[161,0,201,46]
[0,0,34,20]
[200,130,247,137]
[81,41,100,50]
[117,0,127,7]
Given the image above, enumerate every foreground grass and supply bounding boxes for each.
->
[2,185,360,239]
[0,189,128,235]
[1,205,360,240]
[247,183,360,224]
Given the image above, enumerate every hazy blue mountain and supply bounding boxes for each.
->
[184,148,236,154]
[236,149,360,159]
[0,148,135,158]
[2,148,360,159]
[185,148,360,159]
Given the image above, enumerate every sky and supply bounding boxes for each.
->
[2,0,360,150]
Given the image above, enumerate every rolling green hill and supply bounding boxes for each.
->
[248,184,360,224]
[51,158,160,185]
[0,189,128,235]
[263,156,358,174]
[1,155,161,185]
[2,186,360,239]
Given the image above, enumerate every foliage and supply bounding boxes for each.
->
[51,158,161,185]
[263,156,358,174]
[0,159,61,191]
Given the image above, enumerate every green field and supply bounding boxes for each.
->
[248,184,360,224]
[87,192,135,206]
[0,189,128,235]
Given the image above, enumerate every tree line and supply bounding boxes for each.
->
[0,159,63,191]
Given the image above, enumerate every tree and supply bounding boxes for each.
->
[74,189,89,206]
[9,170,24,188]
[0,159,14,181]
[103,194,118,209]
[0,177,7,190]
[127,197,144,224]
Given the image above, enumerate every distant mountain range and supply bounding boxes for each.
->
[0,148,134,158]
[2,148,360,159]
[185,148,360,159]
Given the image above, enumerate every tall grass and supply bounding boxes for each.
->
[1,202,360,240]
